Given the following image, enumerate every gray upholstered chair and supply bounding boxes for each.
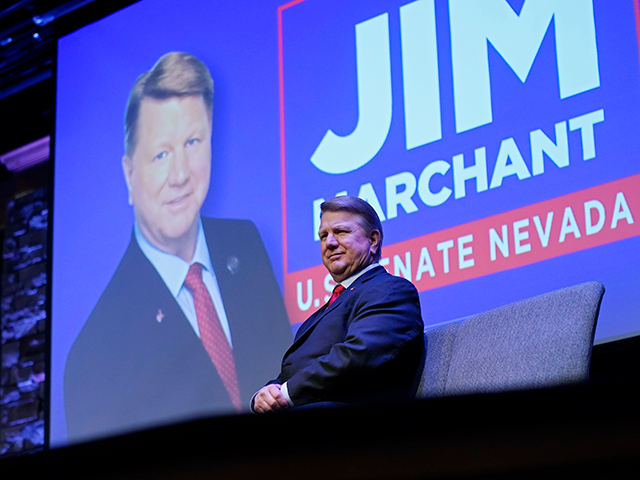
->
[417,281,605,398]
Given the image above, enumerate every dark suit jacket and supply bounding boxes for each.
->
[64,217,292,443]
[274,265,424,407]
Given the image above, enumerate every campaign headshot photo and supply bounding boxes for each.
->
[62,52,292,443]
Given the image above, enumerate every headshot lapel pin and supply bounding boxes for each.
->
[226,255,240,275]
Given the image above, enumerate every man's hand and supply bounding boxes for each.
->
[253,384,290,413]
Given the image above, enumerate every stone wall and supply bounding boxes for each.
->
[0,188,48,456]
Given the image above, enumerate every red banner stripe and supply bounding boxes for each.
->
[284,174,640,325]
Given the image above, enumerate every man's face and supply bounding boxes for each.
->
[123,96,211,258]
[319,210,380,283]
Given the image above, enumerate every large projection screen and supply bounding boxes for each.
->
[52,0,640,446]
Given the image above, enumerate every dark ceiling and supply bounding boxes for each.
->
[0,1,99,101]
[0,0,111,154]
[0,1,111,216]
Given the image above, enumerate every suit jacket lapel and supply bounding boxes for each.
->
[127,236,230,397]
[200,218,284,400]
[128,236,193,331]
[201,223,255,351]
[289,265,385,348]
[200,223,245,346]
[129,236,218,358]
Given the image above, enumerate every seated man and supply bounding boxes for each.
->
[253,196,424,412]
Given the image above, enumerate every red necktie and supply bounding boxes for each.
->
[328,284,345,306]
[184,263,242,412]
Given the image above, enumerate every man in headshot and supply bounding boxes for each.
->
[252,196,424,412]
[64,52,292,442]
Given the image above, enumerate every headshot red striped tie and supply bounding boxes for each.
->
[184,262,242,412]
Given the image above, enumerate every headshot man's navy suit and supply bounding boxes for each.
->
[64,52,291,442]
[253,196,424,412]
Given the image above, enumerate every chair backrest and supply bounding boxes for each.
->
[417,281,605,398]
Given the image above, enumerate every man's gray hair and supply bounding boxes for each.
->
[320,196,383,261]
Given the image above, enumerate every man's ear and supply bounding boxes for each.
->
[369,229,381,255]
[122,155,134,206]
